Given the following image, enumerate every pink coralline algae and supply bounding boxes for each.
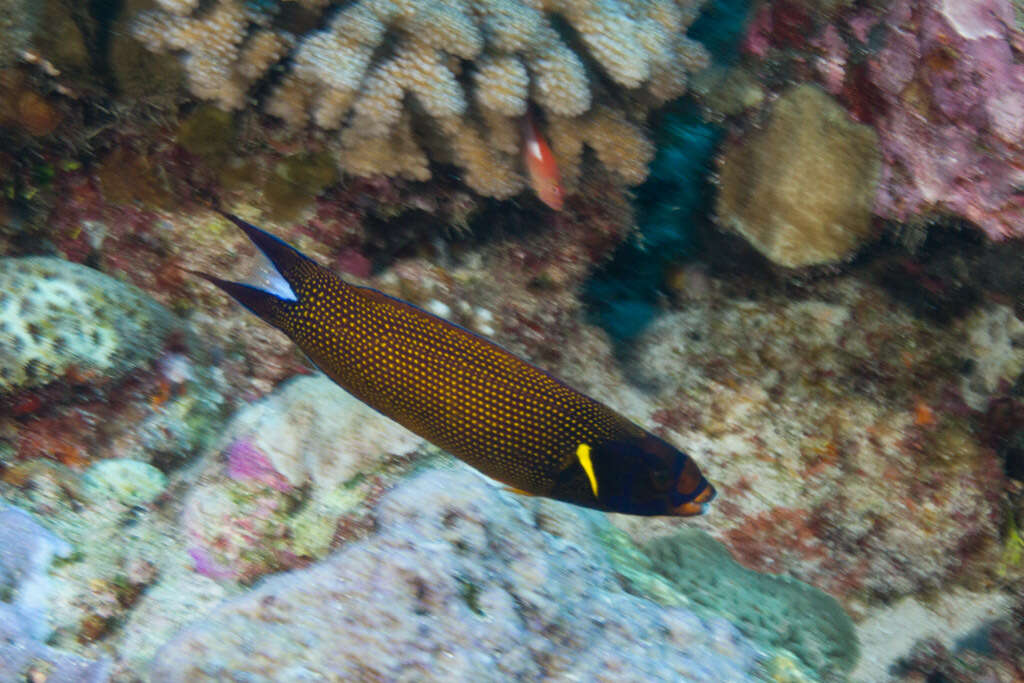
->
[742,0,1024,240]
[186,547,235,582]
[183,441,298,582]
[224,439,291,492]
[834,0,1024,239]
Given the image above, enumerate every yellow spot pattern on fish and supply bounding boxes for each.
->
[276,261,641,495]
[196,214,717,516]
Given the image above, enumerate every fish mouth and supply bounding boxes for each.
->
[670,480,717,516]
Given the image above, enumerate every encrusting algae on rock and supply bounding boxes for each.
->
[82,459,168,507]
[645,528,859,680]
[181,373,424,582]
[4,0,1024,679]
[0,504,111,681]
[0,256,179,393]
[152,468,762,681]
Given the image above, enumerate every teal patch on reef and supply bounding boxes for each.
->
[583,102,720,344]
[644,528,859,680]
[582,0,754,345]
[0,257,178,393]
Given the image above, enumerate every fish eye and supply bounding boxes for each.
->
[648,461,675,492]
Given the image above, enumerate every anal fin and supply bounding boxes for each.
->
[502,486,537,497]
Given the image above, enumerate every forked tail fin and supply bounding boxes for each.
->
[190,271,291,324]
[190,212,317,326]
[215,211,314,296]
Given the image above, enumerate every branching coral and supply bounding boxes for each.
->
[133,0,292,110]
[132,0,709,199]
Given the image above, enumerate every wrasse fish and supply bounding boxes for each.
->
[196,214,716,516]
[522,111,564,211]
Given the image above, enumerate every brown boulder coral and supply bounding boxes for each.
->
[715,84,881,268]
[132,0,710,199]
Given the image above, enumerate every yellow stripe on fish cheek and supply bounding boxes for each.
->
[576,443,598,497]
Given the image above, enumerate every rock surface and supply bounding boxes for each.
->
[620,275,1008,606]
[0,504,110,682]
[181,374,425,582]
[153,468,765,681]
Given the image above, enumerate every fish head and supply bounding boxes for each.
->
[588,434,716,517]
[537,178,564,211]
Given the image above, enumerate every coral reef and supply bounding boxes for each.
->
[131,0,712,198]
[152,468,765,680]
[0,211,1017,681]
[738,0,1024,241]
[715,83,881,267]
[866,0,1024,240]
[0,248,226,525]
[1,342,226,484]
[0,254,226,500]
[0,256,180,393]
[3,4,1022,681]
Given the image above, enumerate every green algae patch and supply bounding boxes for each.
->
[644,528,859,681]
[263,152,340,222]
[592,517,856,679]
[288,485,365,559]
[177,105,235,164]
[83,459,168,506]
[591,519,690,608]
[95,147,176,210]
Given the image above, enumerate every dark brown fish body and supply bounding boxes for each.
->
[198,214,716,516]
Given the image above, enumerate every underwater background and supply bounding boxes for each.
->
[1,0,1023,680]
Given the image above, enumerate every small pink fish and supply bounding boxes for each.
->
[522,112,564,210]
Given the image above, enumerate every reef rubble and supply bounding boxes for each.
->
[0,1,1022,681]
